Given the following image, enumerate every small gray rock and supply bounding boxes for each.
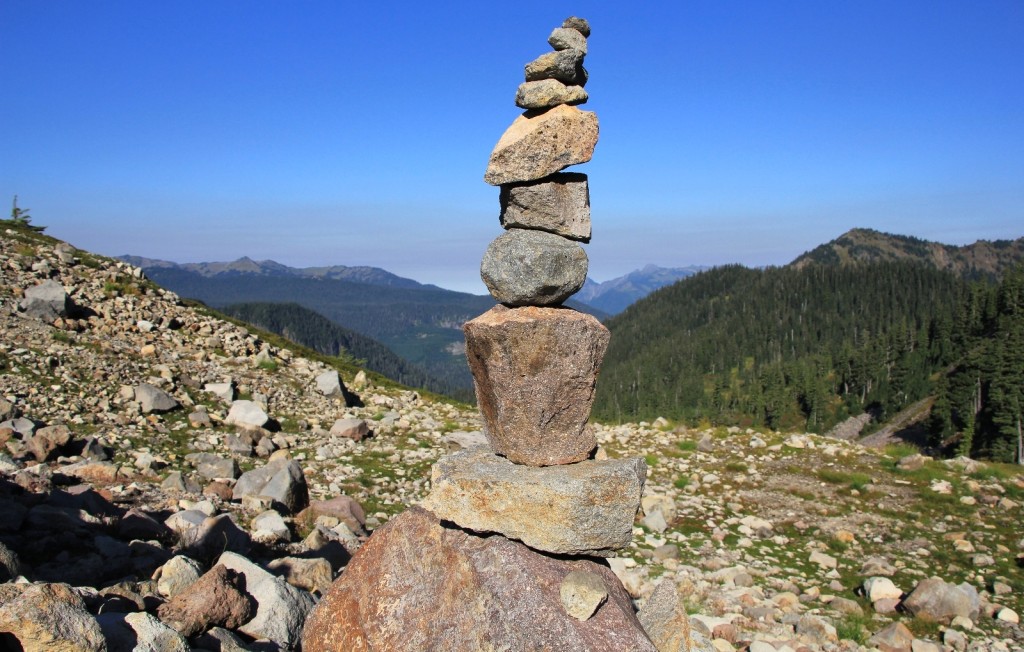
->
[315,370,346,398]
[330,417,370,441]
[480,229,587,306]
[98,611,189,652]
[19,279,71,321]
[525,49,585,85]
[225,400,269,428]
[233,458,309,514]
[562,16,591,37]
[204,381,236,403]
[156,555,204,598]
[560,570,607,620]
[548,27,587,54]
[218,551,315,650]
[515,79,588,110]
[135,383,179,414]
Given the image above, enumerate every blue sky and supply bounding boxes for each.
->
[2,1,1022,293]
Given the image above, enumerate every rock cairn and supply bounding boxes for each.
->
[304,18,658,651]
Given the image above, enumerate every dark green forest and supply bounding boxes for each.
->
[929,266,1024,462]
[593,262,1024,462]
[219,302,474,402]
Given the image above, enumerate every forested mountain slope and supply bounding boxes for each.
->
[791,228,1024,281]
[218,302,471,401]
[594,262,966,429]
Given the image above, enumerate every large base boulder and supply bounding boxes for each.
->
[463,305,608,466]
[302,506,657,652]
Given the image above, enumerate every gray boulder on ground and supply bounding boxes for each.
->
[315,370,347,398]
[25,423,73,461]
[204,381,236,403]
[233,458,309,514]
[500,172,591,242]
[224,399,269,429]
[484,104,599,185]
[134,383,179,414]
[463,305,608,465]
[902,577,980,623]
[19,279,71,321]
[155,554,204,599]
[97,611,189,652]
[302,507,657,652]
[480,229,588,306]
[421,450,645,556]
[329,417,369,441]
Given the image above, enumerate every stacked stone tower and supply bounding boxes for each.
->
[303,18,657,651]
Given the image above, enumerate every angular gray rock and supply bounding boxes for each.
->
[638,580,696,652]
[187,452,239,480]
[315,369,346,398]
[97,611,189,652]
[0,582,106,652]
[902,577,980,623]
[516,79,588,110]
[233,458,309,514]
[500,172,591,242]
[156,554,203,598]
[463,305,608,465]
[19,279,71,321]
[560,570,607,620]
[0,541,21,581]
[484,104,599,185]
[525,48,585,85]
[224,399,269,428]
[302,507,657,652]
[421,450,644,556]
[204,381,236,403]
[218,550,315,651]
[25,423,73,461]
[549,26,588,54]
[134,383,179,414]
[480,229,588,306]
[562,15,591,37]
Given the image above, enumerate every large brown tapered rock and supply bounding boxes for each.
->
[484,104,598,185]
[302,507,657,652]
[463,305,608,466]
[500,172,591,242]
[420,450,645,556]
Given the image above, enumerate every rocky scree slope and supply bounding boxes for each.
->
[0,223,1021,651]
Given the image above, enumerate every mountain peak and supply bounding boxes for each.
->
[790,228,1024,281]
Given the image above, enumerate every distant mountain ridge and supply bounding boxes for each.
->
[118,255,429,289]
[576,264,708,314]
[790,228,1024,280]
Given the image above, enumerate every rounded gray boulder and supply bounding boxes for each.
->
[480,229,587,306]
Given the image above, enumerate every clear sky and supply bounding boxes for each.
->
[2,1,1022,293]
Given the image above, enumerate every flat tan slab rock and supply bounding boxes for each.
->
[302,506,657,652]
[500,172,591,242]
[484,104,598,185]
[463,305,608,465]
[420,450,645,556]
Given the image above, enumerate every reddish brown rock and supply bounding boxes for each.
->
[302,507,656,652]
[298,495,367,535]
[484,104,599,185]
[158,564,256,637]
[463,305,608,466]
